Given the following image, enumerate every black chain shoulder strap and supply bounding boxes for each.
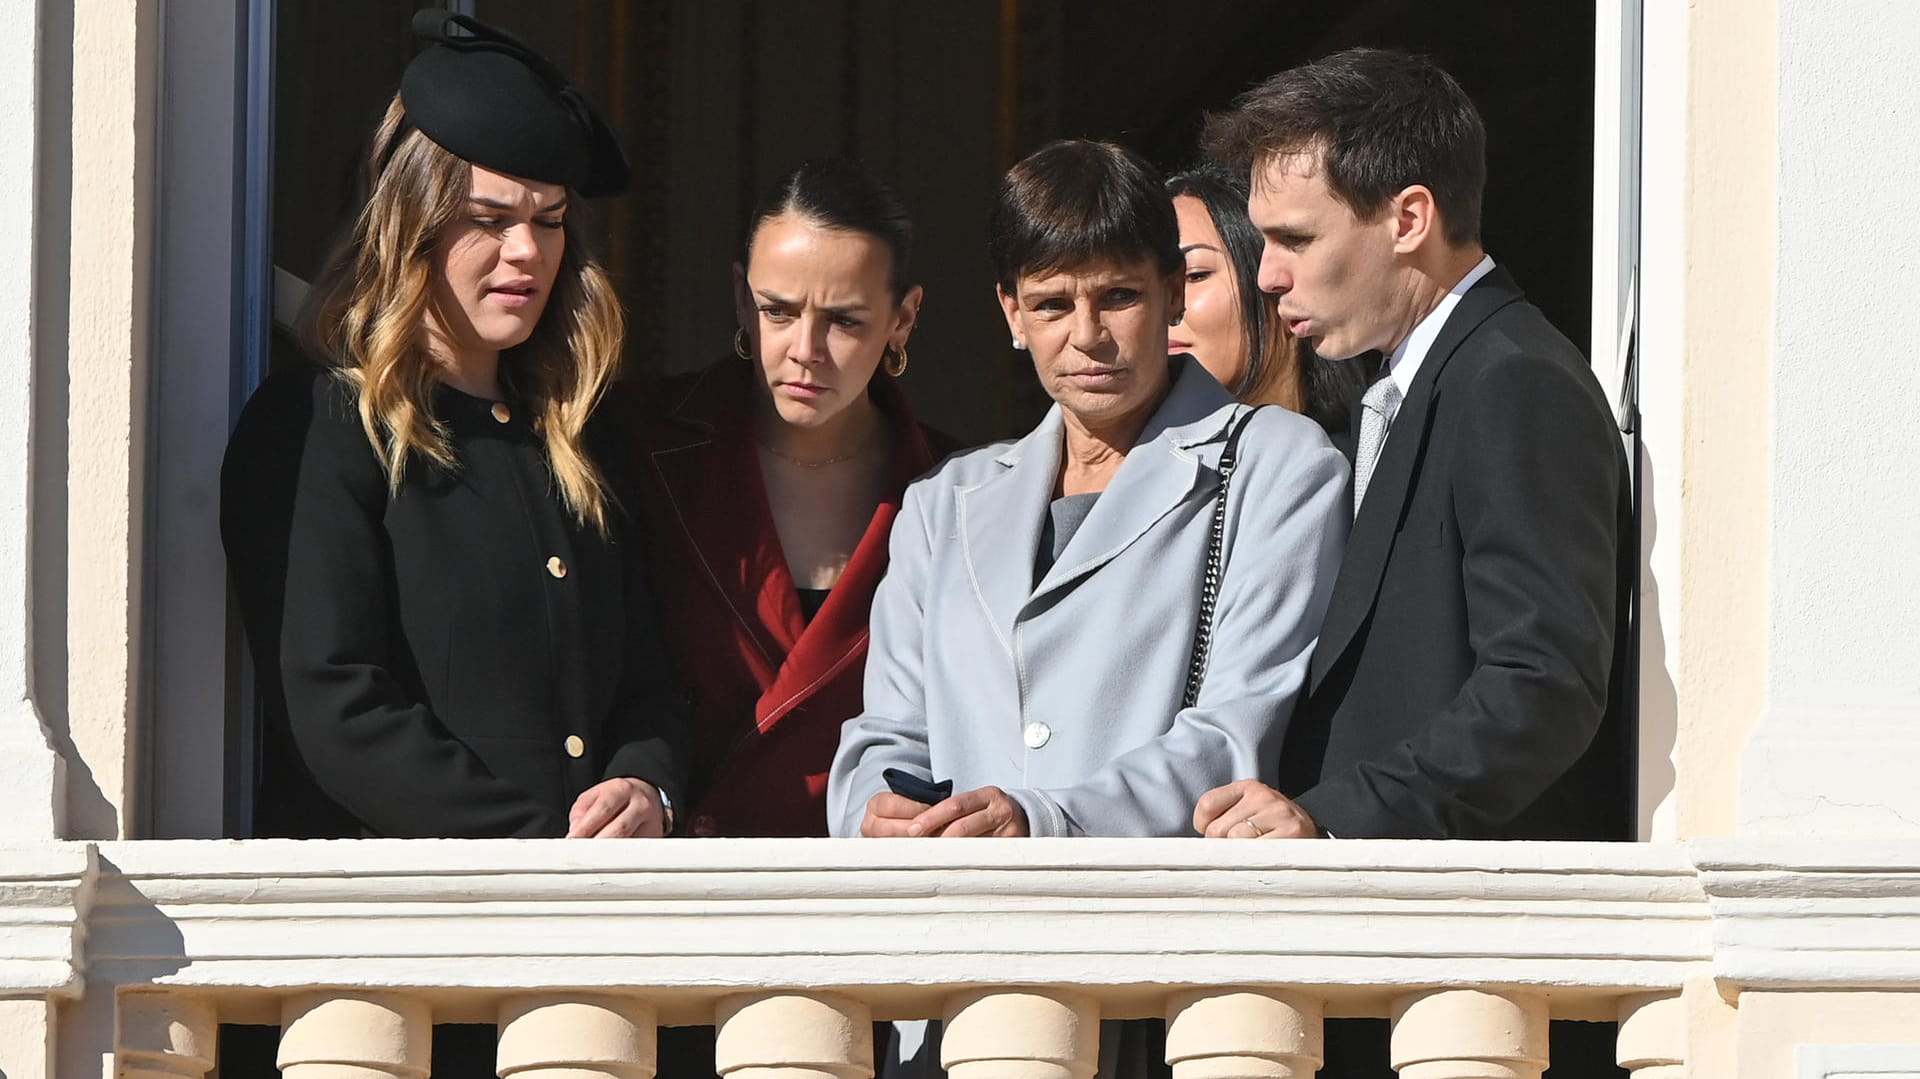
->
[1182,406,1264,710]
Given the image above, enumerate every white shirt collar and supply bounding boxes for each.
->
[1386,254,1496,400]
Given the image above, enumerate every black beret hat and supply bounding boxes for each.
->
[400,10,630,198]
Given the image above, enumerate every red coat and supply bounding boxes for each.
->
[613,358,960,836]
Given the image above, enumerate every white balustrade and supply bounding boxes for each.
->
[941,988,1099,1079]
[2,837,1905,1079]
[715,992,873,1079]
[1165,989,1323,1079]
[277,993,431,1079]
[1390,989,1549,1079]
[1615,992,1686,1079]
[497,995,657,1079]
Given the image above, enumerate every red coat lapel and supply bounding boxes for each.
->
[753,373,951,731]
[642,359,955,739]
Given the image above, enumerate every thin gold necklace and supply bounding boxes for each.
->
[756,427,878,469]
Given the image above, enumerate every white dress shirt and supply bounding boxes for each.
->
[1377,254,1497,434]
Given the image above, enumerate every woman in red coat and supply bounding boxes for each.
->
[620,159,958,837]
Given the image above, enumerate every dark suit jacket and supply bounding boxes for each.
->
[608,357,961,837]
[221,364,689,838]
[1277,266,1634,841]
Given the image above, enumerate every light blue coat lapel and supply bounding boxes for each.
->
[958,358,1242,648]
[1034,359,1237,601]
[956,409,1063,656]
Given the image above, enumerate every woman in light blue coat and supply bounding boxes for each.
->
[827,139,1349,843]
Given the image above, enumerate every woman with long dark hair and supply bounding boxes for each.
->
[1167,163,1373,446]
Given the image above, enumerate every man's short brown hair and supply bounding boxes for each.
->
[1203,48,1486,246]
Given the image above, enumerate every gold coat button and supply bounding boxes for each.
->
[564,735,585,758]
[490,402,512,423]
[546,556,567,578]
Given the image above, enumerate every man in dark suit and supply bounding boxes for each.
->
[1187,46,1635,1079]
[1192,47,1632,844]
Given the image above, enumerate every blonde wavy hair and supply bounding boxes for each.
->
[305,95,624,534]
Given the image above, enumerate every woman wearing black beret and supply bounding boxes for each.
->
[221,12,687,842]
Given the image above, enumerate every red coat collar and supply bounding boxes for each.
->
[642,357,951,730]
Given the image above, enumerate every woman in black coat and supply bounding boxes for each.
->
[221,12,686,840]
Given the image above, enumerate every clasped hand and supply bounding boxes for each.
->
[1192,779,1321,838]
[566,776,669,838]
[861,786,1030,838]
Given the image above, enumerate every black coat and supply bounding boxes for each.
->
[221,364,688,838]
[1278,267,1635,841]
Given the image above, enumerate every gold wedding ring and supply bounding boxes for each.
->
[1243,817,1265,837]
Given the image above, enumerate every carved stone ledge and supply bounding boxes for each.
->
[0,842,96,997]
[1695,837,1920,991]
[81,839,1708,1021]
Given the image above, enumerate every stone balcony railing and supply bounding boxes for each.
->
[6,838,1920,1079]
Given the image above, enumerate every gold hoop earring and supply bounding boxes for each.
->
[884,344,909,378]
[733,328,752,360]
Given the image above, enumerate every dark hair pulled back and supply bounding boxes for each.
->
[744,158,916,301]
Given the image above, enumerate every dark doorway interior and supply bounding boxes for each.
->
[269,0,1593,444]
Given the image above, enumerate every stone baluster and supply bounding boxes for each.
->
[116,991,217,1079]
[1165,990,1323,1079]
[277,993,431,1079]
[941,989,1098,1079]
[1615,992,1685,1079]
[1390,990,1548,1079]
[497,996,657,1079]
[715,992,873,1079]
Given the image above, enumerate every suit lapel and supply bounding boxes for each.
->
[1309,268,1526,688]
[957,411,1061,656]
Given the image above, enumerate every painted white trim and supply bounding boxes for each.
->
[82,839,1708,1023]
[1630,0,1691,844]
[1592,0,1642,423]
[1697,838,1920,991]
[143,0,252,839]
[0,0,63,842]
[1739,707,1920,838]
[0,843,94,997]
[1796,1043,1920,1078]
[14,838,1920,1026]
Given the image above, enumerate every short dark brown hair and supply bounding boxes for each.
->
[1202,48,1486,246]
[989,139,1181,292]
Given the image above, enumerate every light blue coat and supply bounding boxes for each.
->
[827,357,1350,838]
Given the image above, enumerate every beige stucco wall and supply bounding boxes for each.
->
[1659,0,1776,843]
[60,0,157,840]
[0,1000,55,1079]
[1737,992,1920,1079]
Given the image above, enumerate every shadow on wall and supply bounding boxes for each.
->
[32,0,116,839]
[1636,436,1678,838]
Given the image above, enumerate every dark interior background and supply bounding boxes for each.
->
[271,0,1594,444]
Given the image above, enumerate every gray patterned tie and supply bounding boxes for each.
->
[1353,376,1403,517]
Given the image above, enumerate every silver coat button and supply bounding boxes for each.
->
[1023,721,1051,749]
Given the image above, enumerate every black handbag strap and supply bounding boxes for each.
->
[1182,407,1263,710]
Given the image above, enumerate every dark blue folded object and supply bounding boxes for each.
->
[882,768,953,805]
